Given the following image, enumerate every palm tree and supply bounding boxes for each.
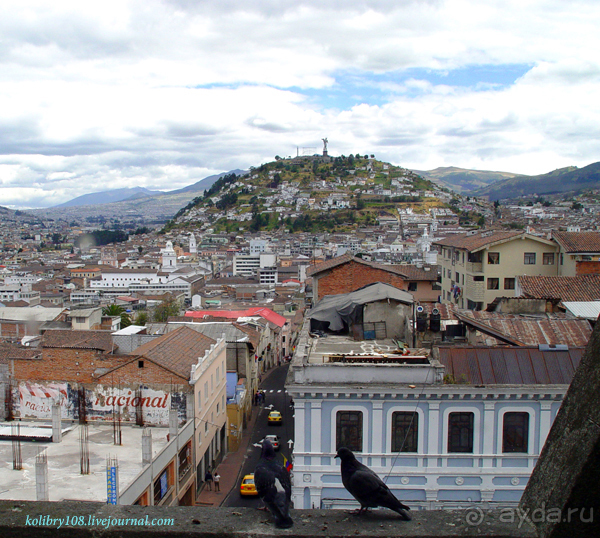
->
[102,304,132,329]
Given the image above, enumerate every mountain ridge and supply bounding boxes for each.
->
[473,162,600,200]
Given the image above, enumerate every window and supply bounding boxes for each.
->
[504,278,515,290]
[336,411,363,452]
[543,253,555,265]
[392,412,418,452]
[153,469,169,505]
[473,275,484,282]
[487,278,499,290]
[524,252,536,265]
[488,252,500,264]
[138,360,144,369]
[455,272,460,282]
[408,282,417,292]
[448,412,474,453]
[503,412,529,453]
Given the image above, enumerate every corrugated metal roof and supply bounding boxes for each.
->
[462,311,592,347]
[563,301,600,320]
[438,346,584,385]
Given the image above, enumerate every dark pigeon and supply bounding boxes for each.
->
[335,447,411,520]
[254,439,293,528]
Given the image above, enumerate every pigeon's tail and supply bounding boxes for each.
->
[392,506,412,521]
[266,501,294,529]
[274,514,294,529]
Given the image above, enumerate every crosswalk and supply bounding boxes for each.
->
[262,389,285,393]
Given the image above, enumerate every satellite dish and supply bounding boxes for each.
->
[416,306,424,313]
[432,308,440,315]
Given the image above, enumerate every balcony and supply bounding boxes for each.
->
[466,262,483,273]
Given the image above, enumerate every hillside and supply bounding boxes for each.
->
[168,169,247,195]
[163,155,451,234]
[474,162,600,201]
[413,167,519,193]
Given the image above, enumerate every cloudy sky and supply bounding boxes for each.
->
[2,0,600,208]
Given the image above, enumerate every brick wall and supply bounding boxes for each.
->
[576,261,600,275]
[315,262,406,300]
[13,349,130,384]
[97,357,188,385]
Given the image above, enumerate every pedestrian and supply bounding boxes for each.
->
[214,472,221,492]
[204,469,213,491]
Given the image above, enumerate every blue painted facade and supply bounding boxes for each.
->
[286,323,568,510]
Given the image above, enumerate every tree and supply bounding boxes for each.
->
[135,311,149,326]
[102,304,131,328]
[153,296,181,322]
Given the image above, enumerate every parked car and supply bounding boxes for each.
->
[268,410,283,425]
[264,434,280,450]
[240,474,258,496]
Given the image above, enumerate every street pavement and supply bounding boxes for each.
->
[196,363,294,507]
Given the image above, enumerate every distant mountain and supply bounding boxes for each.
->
[29,169,247,224]
[55,187,162,208]
[169,169,247,195]
[473,162,600,201]
[412,166,519,193]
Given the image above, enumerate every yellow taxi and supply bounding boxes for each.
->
[240,474,258,496]
[268,410,283,425]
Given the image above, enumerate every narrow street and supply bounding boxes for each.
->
[222,363,295,507]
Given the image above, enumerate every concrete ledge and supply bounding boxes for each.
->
[1,501,536,538]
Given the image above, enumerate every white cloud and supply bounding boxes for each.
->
[1,0,600,207]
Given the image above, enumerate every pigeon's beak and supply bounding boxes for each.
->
[334,454,339,459]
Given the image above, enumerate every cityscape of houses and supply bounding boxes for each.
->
[1,153,599,518]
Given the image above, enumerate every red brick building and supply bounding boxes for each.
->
[307,253,439,303]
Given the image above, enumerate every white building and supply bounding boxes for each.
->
[286,320,577,510]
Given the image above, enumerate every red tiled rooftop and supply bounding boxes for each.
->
[518,275,600,302]
[42,330,115,352]
[433,230,523,252]
[553,231,600,253]
[131,326,216,379]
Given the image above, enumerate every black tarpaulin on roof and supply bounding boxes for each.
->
[308,282,414,332]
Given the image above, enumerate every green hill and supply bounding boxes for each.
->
[162,155,443,234]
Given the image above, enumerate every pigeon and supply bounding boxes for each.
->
[335,447,411,521]
[254,439,293,528]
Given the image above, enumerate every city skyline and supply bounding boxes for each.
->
[1,0,600,209]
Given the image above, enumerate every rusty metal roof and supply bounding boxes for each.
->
[438,346,584,385]
[460,311,592,347]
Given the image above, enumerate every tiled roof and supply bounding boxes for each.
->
[433,231,523,252]
[131,326,216,379]
[42,330,115,352]
[438,346,584,385]
[553,231,600,253]
[398,265,439,281]
[518,275,600,302]
[306,253,354,276]
[306,253,437,280]
[0,342,41,362]
[459,311,592,347]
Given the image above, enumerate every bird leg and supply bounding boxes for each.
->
[346,507,370,515]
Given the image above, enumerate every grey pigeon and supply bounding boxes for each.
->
[335,447,411,520]
[254,439,293,528]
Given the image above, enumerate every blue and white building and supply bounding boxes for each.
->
[286,320,581,510]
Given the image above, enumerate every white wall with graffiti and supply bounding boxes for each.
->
[14,382,188,426]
